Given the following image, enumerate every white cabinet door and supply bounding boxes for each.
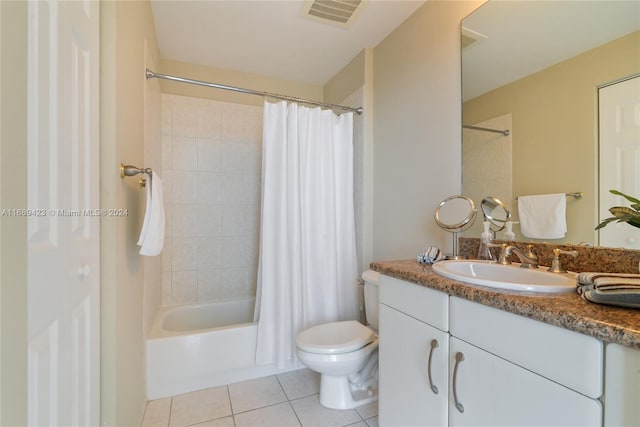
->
[450,296,603,399]
[379,304,449,427]
[604,343,640,426]
[449,337,602,427]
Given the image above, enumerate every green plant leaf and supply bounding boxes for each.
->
[596,190,640,230]
[595,216,619,230]
[608,206,640,218]
[610,189,640,205]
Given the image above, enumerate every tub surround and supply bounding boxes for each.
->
[160,94,263,307]
[370,258,640,350]
[146,297,297,399]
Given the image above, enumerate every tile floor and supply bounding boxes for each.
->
[141,369,378,427]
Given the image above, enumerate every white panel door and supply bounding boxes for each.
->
[27,0,100,425]
[379,304,449,427]
[449,337,602,427]
[599,75,640,249]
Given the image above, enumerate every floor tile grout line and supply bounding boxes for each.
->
[183,413,237,427]
[182,414,236,427]
[140,401,150,426]
[286,399,304,427]
[273,373,289,402]
[230,397,290,416]
[354,406,368,423]
[225,384,236,416]
[147,370,377,427]
[288,392,322,402]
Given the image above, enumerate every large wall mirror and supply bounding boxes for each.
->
[461,1,640,248]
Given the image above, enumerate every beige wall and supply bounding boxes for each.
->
[464,31,640,245]
[0,2,2,417]
[160,59,323,107]
[0,1,28,424]
[373,0,484,259]
[324,50,366,105]
[143,42,163,344]
[100,0,161,425]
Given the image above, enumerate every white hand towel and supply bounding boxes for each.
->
[138,172,165,256]
[137,174,152,246]
[517,193,566,239]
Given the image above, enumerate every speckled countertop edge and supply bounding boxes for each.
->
[371,259,640,350]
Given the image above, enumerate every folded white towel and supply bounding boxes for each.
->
[138,172,165,256]
[518,193,567,239]
[577,272,640,290]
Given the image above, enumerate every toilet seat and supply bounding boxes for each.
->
[296,320,375,355]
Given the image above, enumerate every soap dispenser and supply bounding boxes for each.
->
[504,221,517,241]
[477,221,494,260]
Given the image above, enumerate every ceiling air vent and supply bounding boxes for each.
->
[304,0,363,26]
[461,26,488,50]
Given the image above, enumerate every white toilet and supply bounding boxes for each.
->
[295,270,380,410]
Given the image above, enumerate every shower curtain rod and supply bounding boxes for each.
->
[463,124,510,136]
[146,69,363,115]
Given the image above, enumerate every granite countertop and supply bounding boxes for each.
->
[371,259,640,350]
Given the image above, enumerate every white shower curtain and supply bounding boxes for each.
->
[254,100,359,368]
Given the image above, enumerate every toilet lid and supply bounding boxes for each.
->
[296,320,375,355]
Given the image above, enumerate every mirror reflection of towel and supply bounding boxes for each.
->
[517,193,566,239]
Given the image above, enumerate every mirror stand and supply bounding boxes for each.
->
[435,195,477,259]
[449,231,463,260]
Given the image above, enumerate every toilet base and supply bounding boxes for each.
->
[319,374,378,410]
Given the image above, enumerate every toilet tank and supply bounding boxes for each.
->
[362,270,380,331]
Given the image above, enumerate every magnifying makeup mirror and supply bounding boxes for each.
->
[480,196,511,236]
[435,195,477,259]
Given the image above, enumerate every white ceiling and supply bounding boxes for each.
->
[462,1,640,101]
[150,0,427,86]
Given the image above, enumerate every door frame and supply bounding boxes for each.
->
[0,1,29,424]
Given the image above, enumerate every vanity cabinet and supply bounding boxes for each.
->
[449,337,601,426]
[379,305,448,426]
[604,343,640,426]
[378,275,449,427]
[379,275,605,427]
[449,297,602,427]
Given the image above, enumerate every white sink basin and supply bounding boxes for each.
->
[432,260,576,293]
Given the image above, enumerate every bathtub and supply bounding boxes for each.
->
[146,297,297,399]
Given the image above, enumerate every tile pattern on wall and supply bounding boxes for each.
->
[462,113,513,238]
[161,94,263,306]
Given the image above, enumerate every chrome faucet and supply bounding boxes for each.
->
[488,243,539,268]
[548,248,578,273]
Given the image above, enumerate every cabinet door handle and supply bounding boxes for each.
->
[427,339,439,394]
[452,352,465,413]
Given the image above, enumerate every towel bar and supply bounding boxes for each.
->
[515,192,583,201]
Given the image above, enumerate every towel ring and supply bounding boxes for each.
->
[120,163,152,188]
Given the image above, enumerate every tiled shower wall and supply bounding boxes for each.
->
[462,113,512,238]
[161,94,263,306]
[160,91,365,308]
